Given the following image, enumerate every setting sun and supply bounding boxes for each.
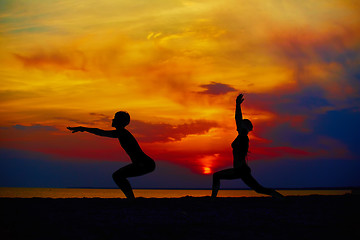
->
[203,167,212,175]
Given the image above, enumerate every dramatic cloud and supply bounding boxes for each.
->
[1,0,359,187]
[269,25,360,103]
[129,119,219,142]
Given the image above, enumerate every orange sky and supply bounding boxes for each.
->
[1,0,360,176]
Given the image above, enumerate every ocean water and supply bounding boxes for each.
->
[0,187,352,198]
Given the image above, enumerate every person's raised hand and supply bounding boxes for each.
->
[236,94,244,105]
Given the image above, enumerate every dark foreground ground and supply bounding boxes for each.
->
[1,195,359,240]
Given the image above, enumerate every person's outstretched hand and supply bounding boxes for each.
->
[236,93,244,105]
[67,126,85,133]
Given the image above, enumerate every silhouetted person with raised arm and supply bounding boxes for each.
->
[211,94,284,199]
[67,111,155,200]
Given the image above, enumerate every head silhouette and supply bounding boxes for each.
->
[112,111,130,128]
[242,119,253,132]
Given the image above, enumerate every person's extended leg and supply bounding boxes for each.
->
[211,168,240,198]
[241,173,284,199]
[112,164,151,199]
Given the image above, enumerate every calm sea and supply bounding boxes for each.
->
[0,187,352,198]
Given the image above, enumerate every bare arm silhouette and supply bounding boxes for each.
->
[235,94,244,131]
[67,127,117,138]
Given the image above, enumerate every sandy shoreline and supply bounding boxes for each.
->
[1,195,359,240]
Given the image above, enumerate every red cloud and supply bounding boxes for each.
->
[248,146,311,160]
[61,113,220,143]
[129,119,219,142]
[0,121,313,176]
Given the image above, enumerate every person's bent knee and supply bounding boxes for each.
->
[112,171,123,181]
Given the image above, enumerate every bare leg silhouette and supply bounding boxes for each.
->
[211,167,283,199]
[112,163,154,200]
[241,173,283,198]
[212,168,239,198]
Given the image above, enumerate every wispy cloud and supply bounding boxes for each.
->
[12,124,57,132]
[198,82,236,95]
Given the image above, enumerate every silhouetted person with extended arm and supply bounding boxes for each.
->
[211,94,284,199]
[67,111,155,200]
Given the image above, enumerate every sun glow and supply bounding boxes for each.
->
[203,167,212,175]
[198,154,220,175]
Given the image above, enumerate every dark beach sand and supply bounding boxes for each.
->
[1,195,359,240]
